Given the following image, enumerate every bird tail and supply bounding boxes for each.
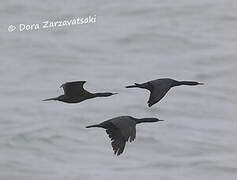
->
[86,124,102,128]
[125,83,141,88]
[42,97,58,101]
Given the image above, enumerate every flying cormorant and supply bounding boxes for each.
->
[126,78,203,107]
[43,81,117,103]
[86,116,164,156]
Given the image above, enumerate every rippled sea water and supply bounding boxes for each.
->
[1,0,237,180]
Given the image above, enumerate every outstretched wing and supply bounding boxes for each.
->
[111,116,136,142]
[60,81,88,96]
[106,125,126,156]
[148,81,172,107]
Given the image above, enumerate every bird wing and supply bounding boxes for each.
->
[60,81,88,96]
[111,116,136,142]
[148,80,172,107]
[105,116,137,155]
[106,125,126,156]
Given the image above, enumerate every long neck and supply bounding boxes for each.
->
[135,118,158,124]
[173,81,201,86]
[93,92,112,97]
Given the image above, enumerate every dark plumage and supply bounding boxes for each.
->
[126,78,204,107]
[86,116,164,156]
[43,81,117,103]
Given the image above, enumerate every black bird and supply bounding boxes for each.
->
[126,78,203,107]
[43,81,117,103]
[86,116,164,156]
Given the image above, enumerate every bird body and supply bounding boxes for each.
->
[126,78,203,107]
[43,81,117,103]
[86,116,163,156]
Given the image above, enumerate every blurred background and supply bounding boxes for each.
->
[0,0,237,179]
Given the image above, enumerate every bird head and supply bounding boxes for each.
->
[137,118,164,123]
[101,92,118,97]
[153,118,165,122]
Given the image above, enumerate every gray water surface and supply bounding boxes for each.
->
[0,0,237,180]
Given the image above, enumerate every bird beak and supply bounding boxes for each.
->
[112,93,118,95]
[198,82,204,85]
[158,119,165,122]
